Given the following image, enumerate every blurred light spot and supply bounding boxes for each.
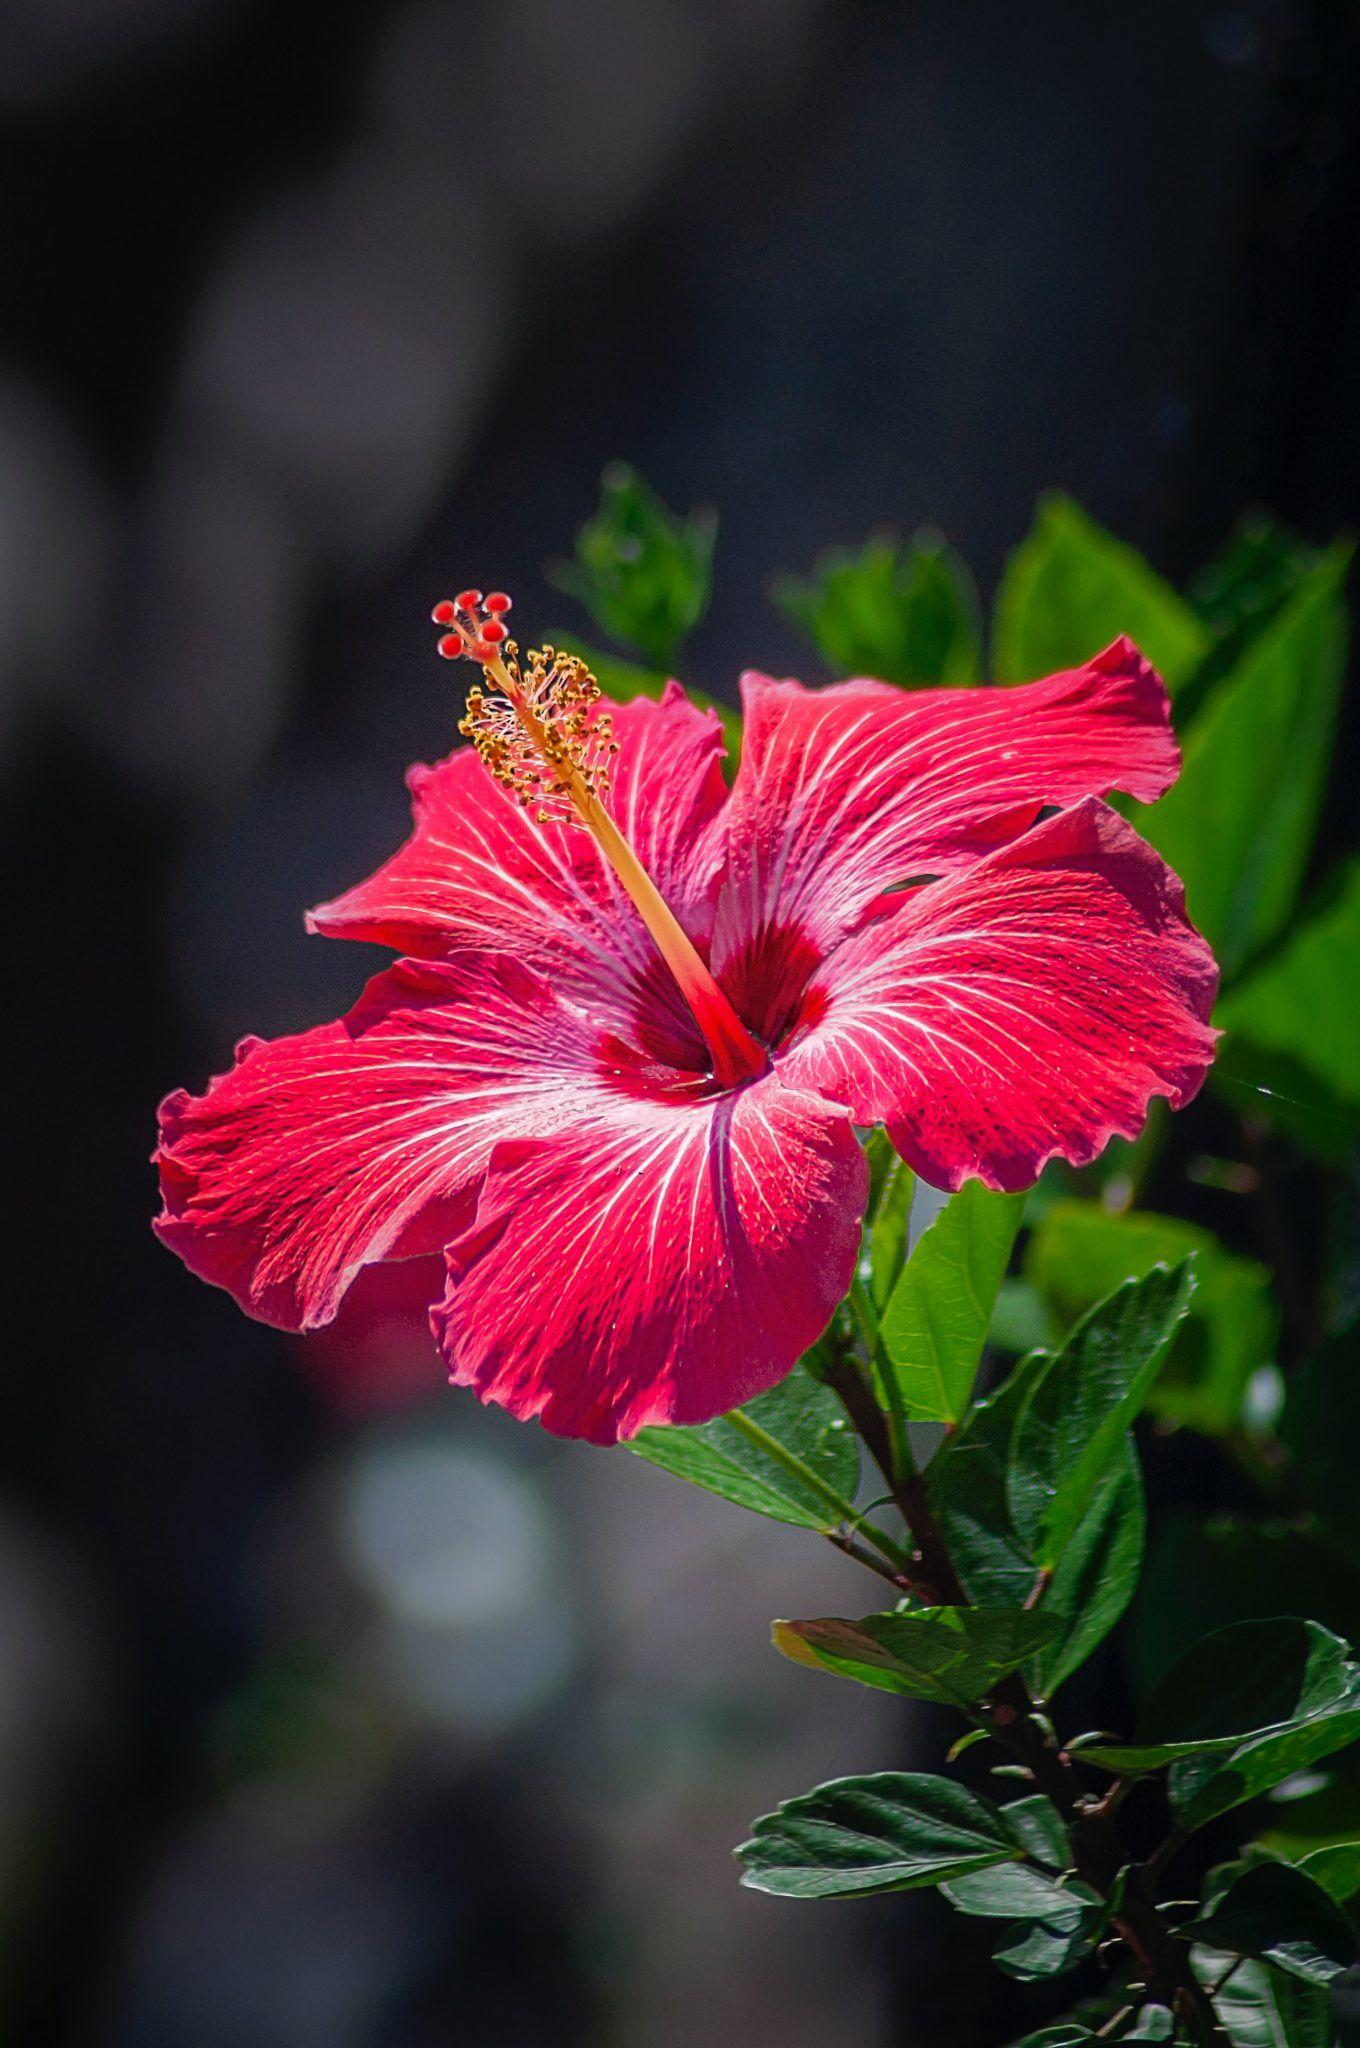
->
[182,149,507,562]
[338,1429,574,1731]
[375,0,705,242]
[0,376,106,762]
[92,432,305,797]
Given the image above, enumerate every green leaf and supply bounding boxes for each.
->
[1031,1440,1145,1697]
[1297,1843,1360,1903]
[992,493,1209,692]
[630,1361,857,1530]
[548,462,716,670]
[1171,1677,1360,1833]
[549,631,743,760]
[927,1350,1050,1605]
[772,1606,1061,1707]
[1007,2030,1094,2048]
[772,530,982,687]
[1008,1264,1195,1567]
[941,1862,1098,1924]
[878,1182,1026,1423]
[866,1147,917,1312]
[1133,1513,1360,1702]
[1193,1952,1334,2048]
[1026,1204,1278,1437]
[1190,1861,1357,1985]
[736,1771,1018,1900]
[1218,860,1360,1115]
[1139,542,1352,981]
[1080,1619,1360,1775]
[992,1916,1099,1982]
[1183,515,1322,725]
[1002,1795,1069,1869]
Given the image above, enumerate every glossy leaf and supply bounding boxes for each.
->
[548,462,716,670]
[772,530,982,687]
[992,492,1209,692]
[866,1146,917,1312]
[1002,1795,1069,1870]
[1080,1619,1360,1775]
[1026,1204,1277,1437]
[1193,1951,1334,2048]
[630,1361,857,1530]
[772,1606,1061,1707]
[1190,1861,1356,1985]
[736,1771,1017,1900]
[942,1862,1097,1925]
[1140,542,1351,980]
[1030,1440,1145,1696]
[879,1183,1026,1423]
[927,1350,1049,1606]
[1170,1674,1360,1833]
[1008,1264,1194,1567]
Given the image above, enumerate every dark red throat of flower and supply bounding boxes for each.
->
[430,588,767,1090]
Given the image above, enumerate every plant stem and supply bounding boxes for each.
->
[723,1409,913,1575]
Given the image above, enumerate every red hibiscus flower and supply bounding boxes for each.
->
[155,594,1217,1444]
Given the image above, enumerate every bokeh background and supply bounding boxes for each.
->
[2,2,1358,2043]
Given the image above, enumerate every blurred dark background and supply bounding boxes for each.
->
[2,1,1358,2043]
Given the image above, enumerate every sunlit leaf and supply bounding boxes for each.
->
[773,530,981,686]
[1139,541,1352,981]
[630,1362,857,1530]
[1190,1861,1356,1985]
[992,492,1209,692]
[1218,860,1360,1119]
[772,1606,1060,1707]
[878,1182,1025,1423]
[548,461,716,670]
[1026,1204,1276,1437]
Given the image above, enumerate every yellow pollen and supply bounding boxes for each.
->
[433,588,769,1089]
[457,641,620,829]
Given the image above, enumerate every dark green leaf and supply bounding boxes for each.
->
[941,1862,1098,1924]
[1008,1264,1194,1567]
[630,1362,857,1530]
[548,462,715,670]
[736,1771,1017,1899]
[1172,1683,1360,1832]
[1283,1327,1360,1560]
[1133,1513,1360,1702]
[1081,1619,1360,1775]
[773,530,981,687]
[879,1183,1026,1422]
[1026,1204,1276,1438]
[1190,1861,1356,1984]
[1030,1441,1145,1697]
[1218,861,1360,1133]
[1002,1795,1069,1870]
[992,1916,1099,1982]
[1193,1951,1334,2048]
[1006,2029,1094,2048]
[1181,514,1320,725]
[1140,542,1352,981]
[927,1350,1049,1605]
[992,493,1209,692]
[772,1606,1061,1707]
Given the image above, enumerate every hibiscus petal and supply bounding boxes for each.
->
[432,1077,867,1445]
[779,798,1218,1193]
[712,637,1180,966]
[307,686,729,1034]
[154,955,603,1330]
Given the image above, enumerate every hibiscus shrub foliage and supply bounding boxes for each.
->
[562,472,1360,2048]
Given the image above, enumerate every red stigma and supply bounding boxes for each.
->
[481,620,506,644]
[430,599,457,626]
[455,589,482,613]
[437,632,465,660]
[484,592,512,615]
